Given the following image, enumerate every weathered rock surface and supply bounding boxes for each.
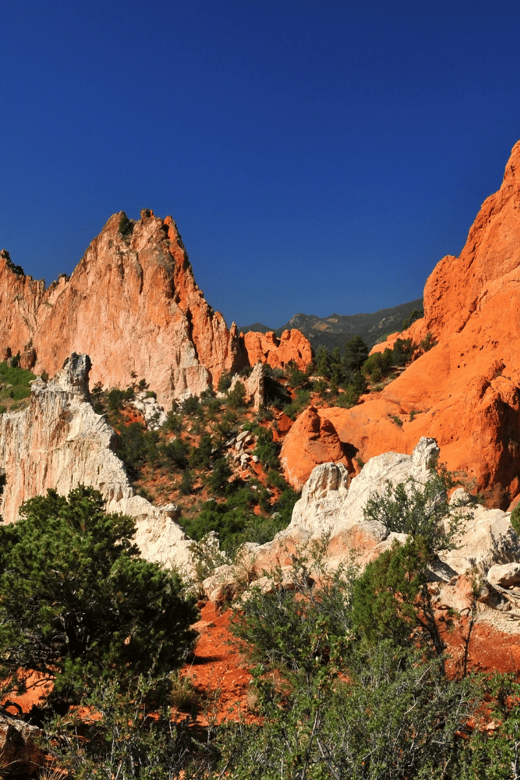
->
[204,438,520,601]
[0,353,193,571]
[487,562,520,590]
[207,438,436,588]
[281,142,520,506]
[280,406,353,490]
[242,329,313,372]
[226,362,266,410]
[0,713,42,776]
[131,390,168,429]
[0,212,312,407]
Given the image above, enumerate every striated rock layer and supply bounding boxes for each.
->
[0,353,193,571]
[0,211,312,407]
[282,141,520,507]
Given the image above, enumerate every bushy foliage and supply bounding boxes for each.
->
[0,486,197,706]
[283,388,311,420]
[118,211,134,237]
[226,380,247,410]
[313,337,369,406]
[47,671,216,780]
[223,550,478,780]
[510,505,520,536]
[353,472,473,660]
[107,386,135,412]
[363,470,469,555]
[0,360,36,410]
[401,307,423,330]
[252,426,280,470]
[115,420,160,479]
[362,337,415,382]
[161,437,191,470]
[352,536,446,658]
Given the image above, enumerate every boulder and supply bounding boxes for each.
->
[280,407,351,490]
[487,562,520,589]
[209,438,520,600]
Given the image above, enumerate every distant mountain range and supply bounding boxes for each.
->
[240,298,423,351]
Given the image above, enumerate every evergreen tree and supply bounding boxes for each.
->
[0,486,197,705]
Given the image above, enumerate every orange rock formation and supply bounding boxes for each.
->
[280,406,353,490]
[242,328,313,371]
[0,211,312,406]
[282,141,520,507]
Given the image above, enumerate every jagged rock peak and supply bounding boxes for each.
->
[0,212,312,406]
[45,352,92,397]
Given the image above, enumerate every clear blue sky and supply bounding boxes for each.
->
[2,0,520,329]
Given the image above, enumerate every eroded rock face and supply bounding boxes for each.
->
[247,438,443,575]
[204,437,520,603]
[0,713,42,777]
[280,406,352,490]
[0,213,312,407]
[0,354,193,571]
[242,329,313,372]
[281,142,520,506]
[226,363,266,410]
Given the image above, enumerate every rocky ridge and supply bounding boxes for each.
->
[281,141,520,507]
[0,211,312,407]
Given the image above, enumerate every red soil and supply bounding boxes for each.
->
[182,602,258,725]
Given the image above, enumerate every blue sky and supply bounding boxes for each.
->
[2,1,520,328]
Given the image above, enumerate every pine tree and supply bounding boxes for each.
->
[0,485,197,706]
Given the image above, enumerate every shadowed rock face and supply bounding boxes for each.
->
[0,211,311,407]
[282,141,520,507]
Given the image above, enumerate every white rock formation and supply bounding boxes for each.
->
[222,362,265,410]
[0,353,193,572]
[131,391,168,429]
[205,436,520,600]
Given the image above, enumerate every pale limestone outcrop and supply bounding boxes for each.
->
[443,498,519,575]
[204,438,441,595]
[203,437,520,601]
[0,353,193,571]
[289,462,349,532]
[487,562,520,589]
[130,390,168,429]
[225,362,266,410]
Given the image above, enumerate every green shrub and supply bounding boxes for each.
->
[189,433,215,469]
[206,457,233,495]
[218,372,233,392]
[253,427,280,470]
[0,486,197,707]
[420,331,437,352]
[161,438,190,470]
[227,380,247,410]
[182,395,202,417]
[363,471,468,556]
[118,211,134,237]
[115,422,159,479]
[510,505,520,536]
